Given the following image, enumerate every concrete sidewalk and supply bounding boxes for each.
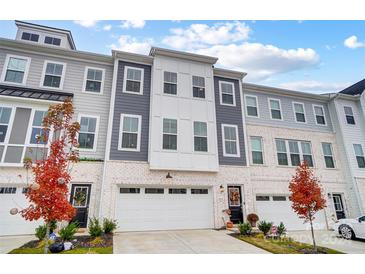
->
[0,235,35,254]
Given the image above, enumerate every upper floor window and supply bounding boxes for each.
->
[322,142,335,168]
[219,81,236,106]
[78,115,98,150]
[269,99,282,120]
[344,106,355,125]
[194,121,208,152]
[293,102,306,123]
[42,61,65,89]
[29,110,48,145]
[250,136,263,165]
[123,66,144,94]
[163,118,177,150]
[276,139,288,165]
[192,76,205,98]
[353,144,365,168]
[301,141,314,167]
[164,71,177,95]
[21,32,39,42]
[0,107,12,143]
[83,67,104,94]
[275,139,313,167]
[44,36,61,46]
[313,105,326,125]
[222,124,240,157]
[245,95,258,117]
[119,114,141,151]
[1,55,30,85]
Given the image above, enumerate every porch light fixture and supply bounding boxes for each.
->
[219,185,224,193]
[166,172,173,179]
[30,183,40,191]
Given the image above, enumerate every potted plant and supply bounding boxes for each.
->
[247,213,259,227]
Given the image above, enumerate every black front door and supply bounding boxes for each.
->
[333,194,346,220]
[70,184,91,228]
[228,186,243,223]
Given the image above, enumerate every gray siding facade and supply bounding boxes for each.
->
[214,76,247,166]
[109,61,151,161]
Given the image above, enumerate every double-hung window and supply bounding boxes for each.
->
[193,121,208,152]
[164,71,177,95]
[322,142,335,168]
[163,118,177,150]
[353,144,365,168]
[276,139,313,167]
[222,124,240,157]
[29,110,48,145]
[301,141,313,167]
[269,99,282,120]
[276,139,288,165]
[0,107,12,143]
[293,102,306,123]
[123,66,144,94]
[84,67,104,93]
[78,116,98,150]
[192,76,205,98]
[119,114,141,151]
[250,136,263,164]
[219,81,235,106]
[314,105,326,125]
[245,95,258,117]
[2,55,30,85]
[42,61,65,89]
[21,32,39,42]
[289,141,300,166]
[344,106,355,125]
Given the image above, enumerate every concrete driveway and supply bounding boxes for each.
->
[113,229,269,254]
[288,230,365,254]
[0,235,35,254]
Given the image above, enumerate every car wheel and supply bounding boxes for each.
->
[339,225,355,240]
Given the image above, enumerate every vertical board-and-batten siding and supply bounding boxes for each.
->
[0,48,113,160]
[214,76,247,166]
[109,60,151,161]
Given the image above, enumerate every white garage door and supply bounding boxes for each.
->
[115,186,214,231]
[255,195,327,231]
[0,186,43,236]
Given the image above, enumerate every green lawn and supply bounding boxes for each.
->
[237,234,344,254]
[9,246,113,254]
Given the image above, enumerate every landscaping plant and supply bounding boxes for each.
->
[247,213,259,227]
[277,222,287,238]
[35,225,47,240]
[258,221,273,236]
[59,222,79,241]
[103,218,118,234]
[289,161,326,251]
[238,222,252,236]
[89,217,103,237]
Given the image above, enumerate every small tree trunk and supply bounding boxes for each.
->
[44,222,50,254]
[309,218,317,252]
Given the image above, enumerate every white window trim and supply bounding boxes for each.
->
[192,75,205,99]
[292,101,307,124]
[353,143,365,168]
[312,104,327,126]
[118,114,142,152]
[193,121,208,153]
[21,31,40,44]
[0,105,15,145]
[82,66,105,95]
[322,142,336,168]
[275,139,314,167]
[245,94,259,118]
[343,105,356,125]
[250,136,264,165]
[163,71,178,96]
[162,118,178,152]
[219,81,236,106]
[122,66,144,95]
[25,108,50,146]
[77,114,100,152]
[221,124,240,157]
[268,98,283,121]
[0,54,31,86]
[40,60,67,90]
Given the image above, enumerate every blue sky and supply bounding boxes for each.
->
[1,20,364,93]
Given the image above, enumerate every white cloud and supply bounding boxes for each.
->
[120,20,146,29]
[74,20,99,28]
[196,43,320,81]
[162,21,251,50]
[344,35,365,49]
[279,80,349,93]
[110,35,152,54]
[103,24,112,31]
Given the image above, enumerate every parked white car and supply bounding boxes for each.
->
[333,215,365,240]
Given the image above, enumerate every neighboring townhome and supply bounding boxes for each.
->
[0,21,113,236]
[242,83,350,230]
[101,48,250,231]
[327,79,365,219]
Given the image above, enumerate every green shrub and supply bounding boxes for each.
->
[49,220,57,233]
[103,218,118,234]
[238,222,252,236]
[88,217,103,237]
[35,225,47,240]
[277,222,287,237]
[59,222,79,241]
[258,221,273,236]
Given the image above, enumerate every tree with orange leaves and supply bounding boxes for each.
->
[289,161,326,251]
[19,98,80,253]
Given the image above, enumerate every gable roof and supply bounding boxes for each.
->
[340,78,365,95]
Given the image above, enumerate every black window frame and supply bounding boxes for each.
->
[191,188,209,194]
[168,188,187,194]
[120,188,140,194]
[145,188,164,194]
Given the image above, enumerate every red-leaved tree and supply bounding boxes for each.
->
[289,161,326,251]
[20,98,80,253]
